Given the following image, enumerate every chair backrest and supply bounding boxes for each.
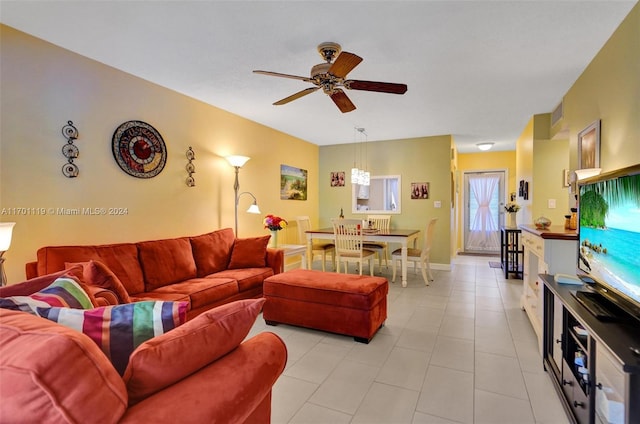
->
[331,218,365,256]
[295,216,311,244]
[421,218,438,259]
[366,215,391,231]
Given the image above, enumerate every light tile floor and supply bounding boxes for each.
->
[248,254,570,424]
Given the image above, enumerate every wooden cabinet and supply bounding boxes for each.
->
[541,275,640,424]
[520,225,577,354]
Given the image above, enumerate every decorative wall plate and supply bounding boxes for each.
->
[112,120,167,178]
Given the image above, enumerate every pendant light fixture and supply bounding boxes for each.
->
[351,127,370,186]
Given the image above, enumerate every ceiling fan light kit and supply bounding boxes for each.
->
[254,42,407,113]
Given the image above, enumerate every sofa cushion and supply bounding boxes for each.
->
[146,278,239,309]
[0,309,128,423]
[228,235,270,269]
[0,266,83,298]
[138,237,197,291]
[0,275,95,314]
[211,268,273,293]
[36,243,146,295]
[123,298,265,404]
[65,260,132,304]
[37,301,188,375]
[190,228,235,276]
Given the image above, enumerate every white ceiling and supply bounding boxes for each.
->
[0,1,635,152]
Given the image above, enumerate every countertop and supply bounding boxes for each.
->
[519,224,578,241]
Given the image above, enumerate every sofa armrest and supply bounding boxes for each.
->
[120,332,287,423]
[25,261,38,279]
[266,248,284,275]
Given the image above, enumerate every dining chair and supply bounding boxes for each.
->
[295,216,335,271]
[363,214,391,271]
[331,218,376,276]
[392,218,437,285]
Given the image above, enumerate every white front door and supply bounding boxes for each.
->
[463,171,505,254]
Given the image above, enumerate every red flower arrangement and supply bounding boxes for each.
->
[263,214,287,231]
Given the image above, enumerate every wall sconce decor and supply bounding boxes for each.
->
[226,155,261,235]
[186,146,195,187]
[0,222,16,286]
[61,120,79,178]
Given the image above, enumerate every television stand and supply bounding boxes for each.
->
[541,274,640,424]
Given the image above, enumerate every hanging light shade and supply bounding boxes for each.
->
[351,167,360,183]
[362,171,370,186]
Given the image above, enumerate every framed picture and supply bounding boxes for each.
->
[411,182,429,199]
[578,120,600,169]
[280,164,307,200]
[330,171,345,187]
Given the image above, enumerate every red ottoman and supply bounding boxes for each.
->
[263,269,388,343]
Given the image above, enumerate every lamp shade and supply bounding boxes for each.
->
[246,202,261,214]
[0,222,15,251]
[574,168,602,180]
[226,155,250,168]
[351,168,359,184]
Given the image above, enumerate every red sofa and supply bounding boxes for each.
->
[0,268,287,423]
[24,228,283,320]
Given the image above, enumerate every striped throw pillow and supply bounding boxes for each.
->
[0,277,94,314]
[37,301,188,375]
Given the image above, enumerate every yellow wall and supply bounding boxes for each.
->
[319,136,453,267]
[563,2,640,172]
[0,25,319,283]
[515,117,535,225]
[455,150,516,252]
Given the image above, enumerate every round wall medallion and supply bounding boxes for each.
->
[112,120,167,178]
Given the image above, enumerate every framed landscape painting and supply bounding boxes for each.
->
[280,164,307,200]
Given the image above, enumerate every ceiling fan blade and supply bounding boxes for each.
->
[253,70,315,83]
[273,87,320,105]
[345,79,408,94]
[330,89,356,113]
[328,52,363,78]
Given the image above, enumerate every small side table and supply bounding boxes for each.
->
[278,244,307,272]
[500,227,523,279]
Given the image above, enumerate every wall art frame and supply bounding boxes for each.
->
[280,164,307,200]
[578,120,600,169]
[330,171,345,187]
[411,182,429,199]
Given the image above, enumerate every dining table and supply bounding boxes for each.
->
[305,227,421,287]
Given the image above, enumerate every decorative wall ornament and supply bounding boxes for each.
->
[411,182,429,199]
[61,120,79,178]
[330,171,345,187]
[280,164,307,200]
[578,120,600,169]
[112,120,167,178]
[186,146,195,187]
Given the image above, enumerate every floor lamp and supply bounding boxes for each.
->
[0,222,16,287]
[226,155,261,236]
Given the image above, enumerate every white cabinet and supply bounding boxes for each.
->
[594,344,626,424]
[520,225,577,354]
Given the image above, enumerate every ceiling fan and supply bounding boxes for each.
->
[253,42,408,113]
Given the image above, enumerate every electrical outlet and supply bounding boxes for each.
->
[548,199,556,209]
[434,200,442,208]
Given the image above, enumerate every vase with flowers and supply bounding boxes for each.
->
[263,214,287,247]
[504,202,520,227]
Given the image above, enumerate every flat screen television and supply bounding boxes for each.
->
[577,163,640,322]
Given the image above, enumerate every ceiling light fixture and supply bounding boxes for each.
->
[351,127,370,186]
[476,143,494,151]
